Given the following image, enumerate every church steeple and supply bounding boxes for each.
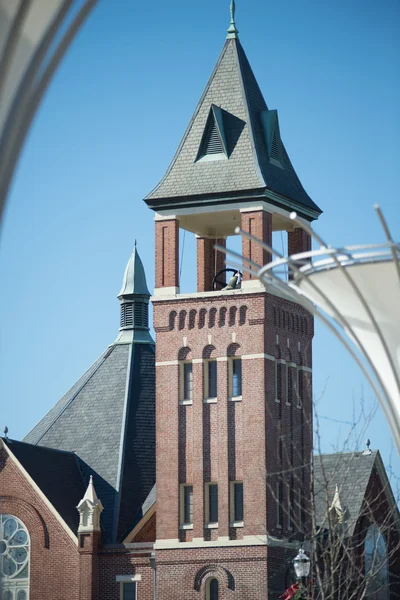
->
[116,243,152,344]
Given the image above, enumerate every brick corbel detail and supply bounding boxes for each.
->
[241,211,272,280]
[288,228,311,281]
[155,219,179,289]
[197,237,226,292]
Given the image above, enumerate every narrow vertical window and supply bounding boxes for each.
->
[230,358,242,398]
[288,478,294,530]
[206,483,218,524]
[275,360,283,403]
[180,484,193,526]
[230,482,244,523]
[297,368,303,408]
[298,488,303,530]
[180,362,193,403]
[206,578,219,600]
[122,582,137,600]
[205,360,217,399]
[276,481,283,528]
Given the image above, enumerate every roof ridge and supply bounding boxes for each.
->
[145,40,232,201]
[234,38,266,188]
[3,438,78,457]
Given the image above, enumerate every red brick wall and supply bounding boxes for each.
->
[153,290,313,547]
[0,447,80,600]
[98,549,154,600]
[155,546,268,600]
[132,513,156,543]
[241,210,272,279]
[155,219,179,288]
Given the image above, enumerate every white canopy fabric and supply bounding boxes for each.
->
[293,258,400,452]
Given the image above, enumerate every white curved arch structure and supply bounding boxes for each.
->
[219,206,400,453]
[0,0,97,224]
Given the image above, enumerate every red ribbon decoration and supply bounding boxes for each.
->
[279,583,300,599]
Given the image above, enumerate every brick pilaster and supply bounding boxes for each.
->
[78,531,100,600]
[197,237,226,292]
[241,211,272,280]
[192,362,204,538]
[155,219,179,289]
[288,227,311,280]
[217,360,229,538]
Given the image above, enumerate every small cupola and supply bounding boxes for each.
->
[116,242,153,345]
[77,475,103,533]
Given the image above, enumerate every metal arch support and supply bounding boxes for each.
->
[218,210,400,454]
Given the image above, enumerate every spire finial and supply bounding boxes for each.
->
[227,0,239,39]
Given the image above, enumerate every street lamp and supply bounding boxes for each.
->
[293,548,310,598]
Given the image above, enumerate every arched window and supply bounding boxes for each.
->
[206,578,219,600]
[0,514,30,599]
[364,524,389,599]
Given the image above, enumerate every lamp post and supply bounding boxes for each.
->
[293,548,310,599]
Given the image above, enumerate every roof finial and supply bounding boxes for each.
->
[362,438,372,455]
[3,426,8,440]
[227,0,239,39]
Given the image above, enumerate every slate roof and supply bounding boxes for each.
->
[145,38,322,220]
[313,450,379,535]
[4,439,86,534]
[23,248,156,543]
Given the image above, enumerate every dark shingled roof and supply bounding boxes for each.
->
[23,341,155,543]
[5,440,86,534]
[313,450,378,535]
[145,38,321,220]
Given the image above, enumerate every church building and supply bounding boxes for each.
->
[1,4,398,600]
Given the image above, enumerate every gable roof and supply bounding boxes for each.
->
[23,341,155,544]
[3,439,86,535]
[145,37,321,220]
[313,450,400,536]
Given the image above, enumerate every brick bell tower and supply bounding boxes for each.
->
[145,3,322,598]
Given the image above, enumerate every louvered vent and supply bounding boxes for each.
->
[271,129,280,161]
[134,302,148,328]
[120,303,134,328]
[198,113,225,159]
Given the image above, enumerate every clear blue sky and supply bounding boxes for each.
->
[0,0,399,483]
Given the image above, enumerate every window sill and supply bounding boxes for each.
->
[179,400,193,406]
[285,402,291,406]
[180,524,193,530]
[296,403,302,409]
[229,396,242,402]
[275,398,281,403]
[230,521,244,528]
[203,398,217,404]
[204,522,218,529]
[276,524,282,529]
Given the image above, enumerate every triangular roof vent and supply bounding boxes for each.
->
[260,109,284,168]
[196,104,228,162]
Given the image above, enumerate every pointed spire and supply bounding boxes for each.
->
[83,475,98,503]
[116,244,153,344]
[118,244,150,299]
[77,475,104,533]
[227,0,239,39]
